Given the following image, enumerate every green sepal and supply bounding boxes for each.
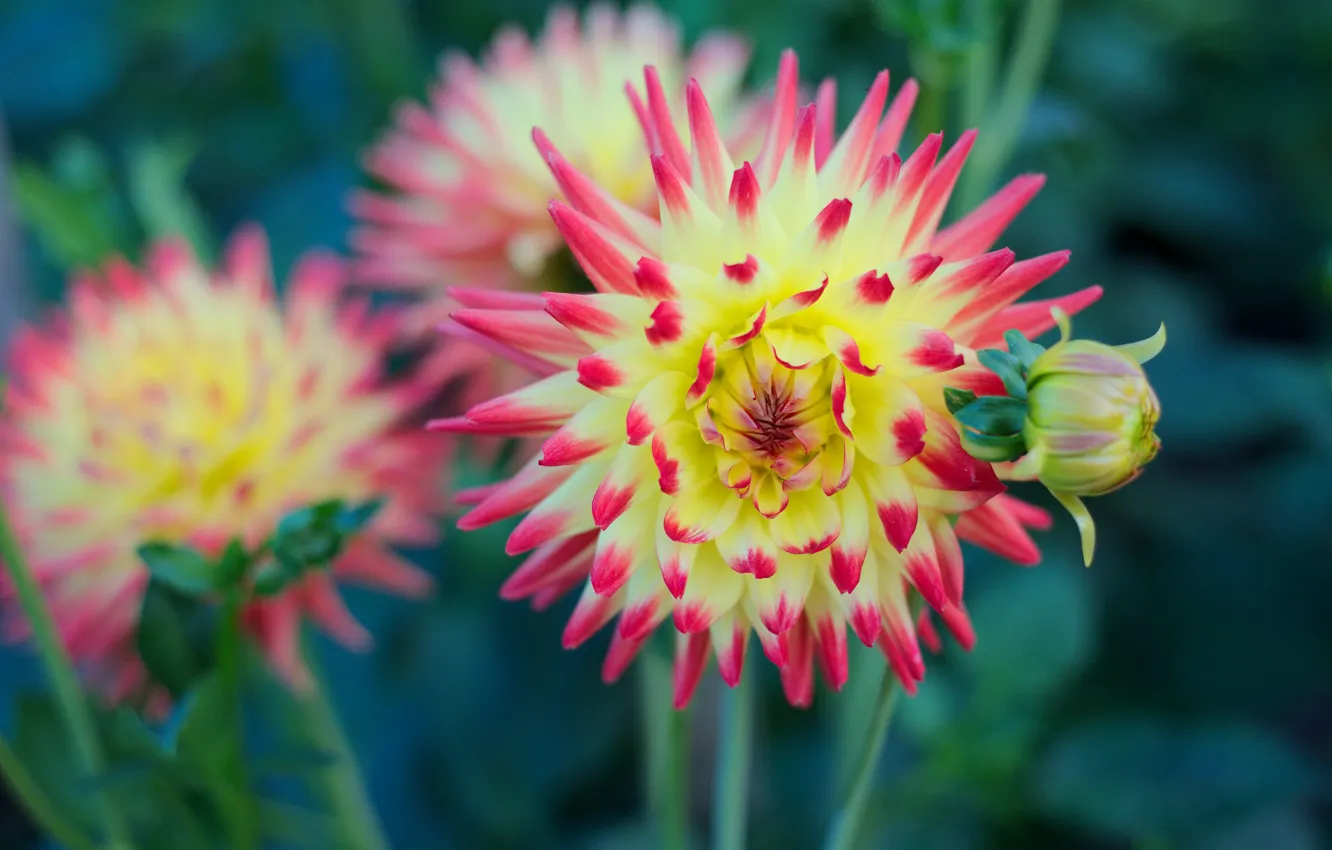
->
[276,499,344,539]
[335,498,385,536]
[1003,329,1046,370]
[977,348,1028,399]
[137,579,217,698]
[943,387,979,415]
[252,557,307,599]
[136,541,214,597]
[960,430,1028,463]
[953,395,1028,437]
[214,538,250,589]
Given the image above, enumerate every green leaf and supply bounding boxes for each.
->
[126,137,215,263]
[977,348,1028,399]
[137,579,217,698]
[12,693,101,835]
[277,499,345,538]
[253,557,306,598]
[214,538,250,588]
[335,498,385,536]
[953,395,1028,437]
[943,386,979,415]
[175,674,233,774]
[1003,329,1046,369]
[136,541,215,596]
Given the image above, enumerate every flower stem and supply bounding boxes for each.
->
[640,646,690,850]
[711,675,752,850]
[957,0,1063,210]
[217,592,256,850]
[821,671,901,850]
[0,497,134,849]
[0,734,99,850]
[300,637,390,850]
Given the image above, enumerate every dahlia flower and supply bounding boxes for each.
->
[434,52,1103,707]
[349,3,753,308]
[0,228,449,701]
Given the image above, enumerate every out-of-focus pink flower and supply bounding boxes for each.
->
[0,228,457,701]
[349,3,753,312]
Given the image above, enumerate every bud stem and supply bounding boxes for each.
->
[822,669,901,850]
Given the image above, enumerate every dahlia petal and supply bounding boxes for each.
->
[813,78,837,167]
[829,481,870,592]
[592,443,655,529]
[767,328,829,370]
[539,396,629,466]
[751,552,816,635]
[769,488,842,554]
[576,338,665,398]
[686,333,720,405]
[591,500,656,595]
[821,325,879,376]
[303,577,371,650]
[766,104,820,234]
[545,292,652,347]
[939,603,976,650]
[947,251,1071,336]
[778,617,815,707]
[452,307,588,364]
[868,78,919,162]
[927,512,965,607]
[563,581,624,648]
[673,631,712,708]
[663,481,743,544]
[862,463,920,553]
[657,507,699,598]
[819,70,889,197]
[627,371,692,446]
[602,631,650,683]
[875,321,965,379]
[674,546,743,634]
[548,202,642,295]
[716,509,781,578]
[900,519,947,613]
[970,285,1103,349]
[618,567,672,642]
[841,548,882,646]
[917,609,943,653]
[505,462,603,555]
[643,65,691,180]
[465,370,592,429]
[459,456,576,530]
[754,49,800,189]
[908,410,1006,512]
[931,173,1046,261]
[808,594,849,691]
[687,78,736,210]
[842,372,926,466]
[903,129,976,253]
[536,130,659,249]
[710,614,750,686]
[500,532,598,600]
[223,226,276,301]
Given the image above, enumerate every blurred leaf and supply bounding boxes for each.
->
[335,498,385,536]
[137,578,217,699]
[12,137,128,269]
[11,693,100,834]
[175,673,232,774]
[1034,719,1321,840]
[126,136,215,262]
[136,541,215,596]
[215,538,250,588]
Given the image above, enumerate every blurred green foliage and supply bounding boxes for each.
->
[2,0,1331,848]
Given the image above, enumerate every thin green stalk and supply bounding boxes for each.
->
[218,592,256,850]
[961,0,998,132]
[0,735,99,850]
[958,0,1063,210]
[0,497,134,849]
[911,53,951,144]
[821,672,901,850]
[300,638,390,850]
[711,674,752,850]
[640,646,689,850]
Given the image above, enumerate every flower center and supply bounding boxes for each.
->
[700,341,838,516]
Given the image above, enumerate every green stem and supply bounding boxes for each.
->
[958,0,1063,210]
[300,637,390,850]
[711,674,752,850]
[911,54,951,143]
[821,672,901,850]
[218,592,256,850]
[961,0,998,131]
[0,497,134,848]
[0,735,100,850]
[640,646,690,850]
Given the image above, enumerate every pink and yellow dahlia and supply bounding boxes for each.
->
[349,3,753,306]
[434,52,1103,707]
[0,228,450,701]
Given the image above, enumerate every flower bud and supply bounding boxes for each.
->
[1024,339,1161,496]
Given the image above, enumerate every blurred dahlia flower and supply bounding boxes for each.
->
[0,228,449,701]
[434,52,1103,707]
[349,3,753,313]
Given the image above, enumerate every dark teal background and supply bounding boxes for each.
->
[1,0,1330,847]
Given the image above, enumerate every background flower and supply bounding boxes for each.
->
[0,228,450,701]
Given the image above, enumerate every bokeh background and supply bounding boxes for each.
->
[1,0,1331,848]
